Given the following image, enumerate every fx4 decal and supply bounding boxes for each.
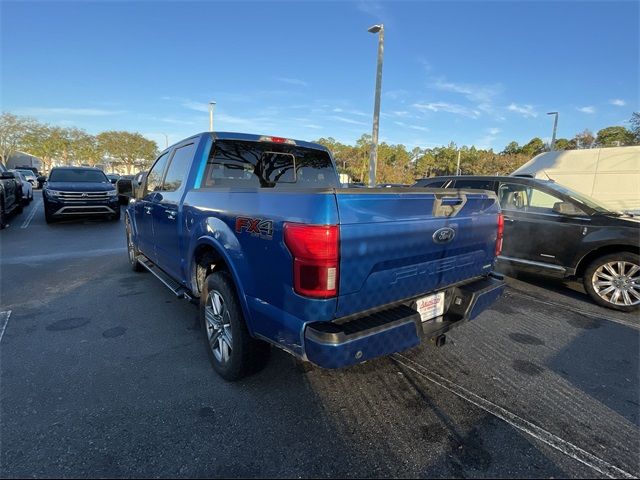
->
[235,216,274,239]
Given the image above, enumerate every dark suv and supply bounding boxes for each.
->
[43,167,120,223]
[0,162,23,229]
[414,175,640,311]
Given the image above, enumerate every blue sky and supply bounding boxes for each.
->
[2,0,638,151]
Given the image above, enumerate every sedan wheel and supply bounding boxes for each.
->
[204,290,233,364]
[585,253,640,311]
[592,261,640,307]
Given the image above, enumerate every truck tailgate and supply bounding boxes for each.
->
[335,188,500,318]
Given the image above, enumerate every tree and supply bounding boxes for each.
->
[630,112,640,143]
[21,124,69,173]
[520,137,545,157]
[502,141,520,155]
[573,129,595,149]
[0,113,36,164]
[97,131,158,174]
[67,129,102,166]
[596,126,635,147]
[553,138,576,150]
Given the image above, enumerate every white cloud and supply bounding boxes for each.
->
[610,99,626,107]
[409,125,429,132]
[431,78,502,104]
[475,128,501,150]
[329,115,368,126]
[357,0,387,19]
[16,107,125,116]
[332,107,368,117]
[507,103,537,118]
[412,102,481,119]
[274,77,309,87]
[385,89,409,100]
[577,106,595,114]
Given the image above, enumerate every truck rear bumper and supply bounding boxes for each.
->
[303,274,505,369]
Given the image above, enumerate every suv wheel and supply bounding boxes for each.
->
[584,252,640,312]
[200,271,270,381]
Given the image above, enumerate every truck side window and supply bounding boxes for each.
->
[161,143,195,192]
[144,152,170,196]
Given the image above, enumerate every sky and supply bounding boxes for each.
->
[2,0,638,151]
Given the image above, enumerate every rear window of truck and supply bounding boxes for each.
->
[201,140,339,189]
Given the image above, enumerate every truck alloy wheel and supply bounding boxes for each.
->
[199,271,270,381]
[204,290,233,364]
[585,253,640,311]
[125,218,143,271]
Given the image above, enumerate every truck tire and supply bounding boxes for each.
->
[125,217,143,272]
[583,252,640,312]
[200,271,270,381]
[0,198,6,229]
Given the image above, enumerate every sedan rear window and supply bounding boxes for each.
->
[49,169,109,183]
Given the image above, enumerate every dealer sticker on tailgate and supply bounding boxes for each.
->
[416,292,445,322]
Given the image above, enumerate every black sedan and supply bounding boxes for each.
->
[414,175,639,311]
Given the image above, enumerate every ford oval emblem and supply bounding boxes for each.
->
[433,227,456,244]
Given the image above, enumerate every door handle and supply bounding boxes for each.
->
[144,206,152,215]
[503,216,515,223]
[166,210,177,220]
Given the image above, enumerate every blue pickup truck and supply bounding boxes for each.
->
[125,132,505,380]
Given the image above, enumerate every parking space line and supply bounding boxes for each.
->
[392,353,635,479]
[20,200,42,229]
[506,289,640,330]
[0,311,12,343]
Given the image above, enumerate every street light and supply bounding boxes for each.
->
[367,23,384,187]
[162,133,169,149]
[209,101,216,132]
[547,112,558,151]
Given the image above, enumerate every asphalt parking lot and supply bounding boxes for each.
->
[1,196,638,478]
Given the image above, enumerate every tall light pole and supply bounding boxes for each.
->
[456,150,462,176]
[162,133,169,149]
[367,24,384,187]
[209,101,216,132]
[547,111,558,151]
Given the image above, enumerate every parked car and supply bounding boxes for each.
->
[414,175,640,311]
[124,132,505,381]
[511,146,640,214]
[15,168,37,187]
[10,170,33,204]
[0,163,23,228]
[43,167,120,223]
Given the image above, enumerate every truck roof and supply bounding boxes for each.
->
[167,132,330,154]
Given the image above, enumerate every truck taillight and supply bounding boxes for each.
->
[284,223,339,298]
[496,213,504,256]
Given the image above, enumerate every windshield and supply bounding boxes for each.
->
[49,169,109,183]
[17,170,34,177]
[549,183,613,213]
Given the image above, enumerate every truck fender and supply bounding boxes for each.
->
[187,221,257,336]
